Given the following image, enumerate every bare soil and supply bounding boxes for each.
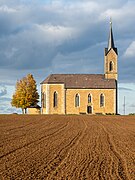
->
[0,115,135,180]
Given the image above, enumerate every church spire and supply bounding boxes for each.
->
[108,18,115,51]
[104,19,118,81]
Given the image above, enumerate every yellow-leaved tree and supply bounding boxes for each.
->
[11,74,39,114]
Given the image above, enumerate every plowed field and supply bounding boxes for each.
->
[0,115,135,180]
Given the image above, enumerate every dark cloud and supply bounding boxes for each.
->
[0,0,135,114]
[0,1,134,81]
[0,1,134,76]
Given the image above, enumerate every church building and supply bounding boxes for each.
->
[41,21,118,115]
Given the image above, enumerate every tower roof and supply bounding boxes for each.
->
[105,19,118,55]
[108,20,115,50]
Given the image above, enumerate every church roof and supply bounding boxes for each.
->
[41,74,116,89]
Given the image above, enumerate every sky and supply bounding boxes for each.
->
[0,0,135,114]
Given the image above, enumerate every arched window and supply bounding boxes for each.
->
[109,61,113,71]
[88,94,92,103]
[100,94,104,107]
[53,91,58,107]
[75,94,80,107]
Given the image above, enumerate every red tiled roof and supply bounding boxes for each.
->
[41,74,116,89]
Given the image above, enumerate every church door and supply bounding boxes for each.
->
[87,106,92,114]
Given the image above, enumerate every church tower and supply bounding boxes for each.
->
[104,20,118,80]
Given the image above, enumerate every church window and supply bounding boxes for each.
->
[100,94,104,107]
[109,61,113,71]
[53,91,58,107]
[88,94,92,103]
[75,94,80,107]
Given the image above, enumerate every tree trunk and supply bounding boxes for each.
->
[22,108,24,114]
[24,108,27,114]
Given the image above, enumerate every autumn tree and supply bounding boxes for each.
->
[11,74,39,114]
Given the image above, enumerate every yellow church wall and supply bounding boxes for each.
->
[41,84,116,115]
[41,84,65,114]
[27,108,41,114]
[105,49,118,80]
[66,89,116,114]
[49,84,65,114]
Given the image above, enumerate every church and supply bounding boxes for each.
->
[41,21,118,115]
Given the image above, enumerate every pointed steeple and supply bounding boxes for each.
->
[105,19,117,55]
[104,19,118,81]
[108,18,115,51]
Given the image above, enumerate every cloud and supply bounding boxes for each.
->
[130,104,135,107]
[124,41,135,58]
[118,87,134,91]
[0,96,21,114]
[0,86,7,96]
[0,0,134,83]
[0,97,11,102]
[0,5,18,13]
[0,0,108,70]
[129,104,135,108]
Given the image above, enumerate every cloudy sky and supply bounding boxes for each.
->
[0,0,135,114]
